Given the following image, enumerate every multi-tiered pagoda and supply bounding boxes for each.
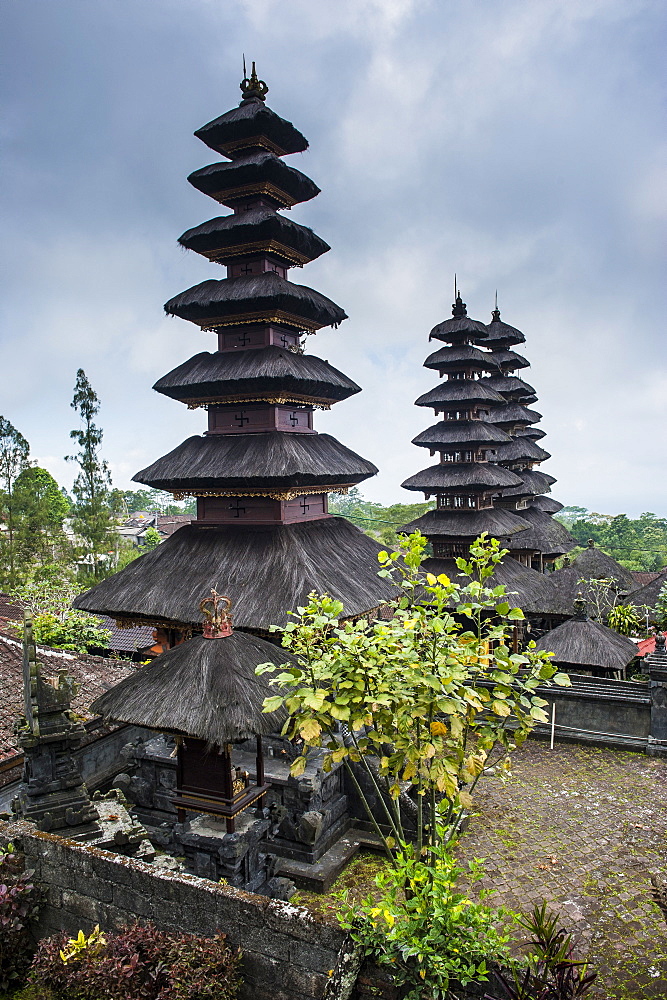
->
[479,303,576,572]
[75,66,396,636]
[401,292,568,616]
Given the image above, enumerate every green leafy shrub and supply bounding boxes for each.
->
[29,920,241,999]
[30,611,111,652]
[0,848,42,993]
[606,605,642,636]
[338,839,512,999]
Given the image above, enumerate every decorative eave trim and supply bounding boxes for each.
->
[199,310,322,333]
[197,239,310,267]
[171,485,350,501]
[184,394,332,410]
[209,182,297,208]
[218,136,289,157]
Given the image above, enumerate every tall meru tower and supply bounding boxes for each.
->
[75,65,396,635]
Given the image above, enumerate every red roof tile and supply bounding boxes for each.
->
[0,631,136,762]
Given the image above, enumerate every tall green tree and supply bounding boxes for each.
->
[65,370,115,578]
[0,416,31,586]
[13,466,70,574]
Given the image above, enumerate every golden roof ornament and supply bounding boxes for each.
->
[199,589,233,638]
[240,59,268,103]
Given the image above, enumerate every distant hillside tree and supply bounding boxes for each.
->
[0,416,31,586]
[65,370,115,579]
[13,466,71,575]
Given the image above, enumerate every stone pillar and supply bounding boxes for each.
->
[12,615,101,838]
[647,633,667,758]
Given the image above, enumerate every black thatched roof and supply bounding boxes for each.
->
[488,403,542,427]
[195,99,308,158]
[423,344,498,373]
[518,426,546,441]
[489,349,530,371]
[509,506,576,556]
[412,420,510,448]
[483,310,526,347]
[531,496,564,514]
[534,617,637,672]
[481,375,537,401]
[133,432,377,491]
[188,152,320,209]
[494,438,551,463]
[423,554,567,615]
[627,568,667,609]
[402,507,530,538]
[164,272,347,332]
[401,463,523,493]
[501,469,556,497]
[429,315,488,344]
[90,632,289,744]
[569,544,636,589]
[153,347,361,406]
[415,380,505,409]
[178,209,330,266]
[73,517,398,630]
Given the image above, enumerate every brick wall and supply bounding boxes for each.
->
[1,820,347,1000]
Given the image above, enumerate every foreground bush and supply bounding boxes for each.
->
[29,920,242,1000]
[0,844,42,993]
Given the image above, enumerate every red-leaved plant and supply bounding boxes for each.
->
[0,845,43,992]
[29,919,241,1000]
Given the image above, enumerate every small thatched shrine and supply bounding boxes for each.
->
[534,596,637,679]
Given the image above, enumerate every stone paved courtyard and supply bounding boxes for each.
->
[456,739,667,999]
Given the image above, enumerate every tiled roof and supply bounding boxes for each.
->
[0,631,136,762]
[0,593,156,655]
[630,571,663,587]
[96,616,157,653]
[157,515,191,538]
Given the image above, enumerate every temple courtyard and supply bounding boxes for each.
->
[296,739,667,999]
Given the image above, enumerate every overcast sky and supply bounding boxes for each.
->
[1,0,665,516]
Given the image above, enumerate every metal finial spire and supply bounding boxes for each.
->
[240,60,268,102]
[243,54,247,79]
[491,289,501,323]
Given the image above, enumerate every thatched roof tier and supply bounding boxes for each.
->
[534,615,637,672]
[480,375,537,401]
[509,506,576,557]
[489,349,530,372]
[423,345,498,373]
[488,403,542,427]
[483,309,526,348]
[415,381,505,409]
[494,438,551,463]
[178,210,330,267]
[153,347,361,406]
[133,432,377,492]
[518,426,547,441]
[501,469,556,497]
[429,315,488,343]
[531,496,564,514]
[401,463,523,493]
[164,272,347,333]
[627,568,667,610]
[195,99,308,158]
[424,555,567,615]
[188,152,320,209]
[402,507,530,538]
[90,632,289,744]
[569,543,636,589]
[412,421,510,449]
[73,518,397,630]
